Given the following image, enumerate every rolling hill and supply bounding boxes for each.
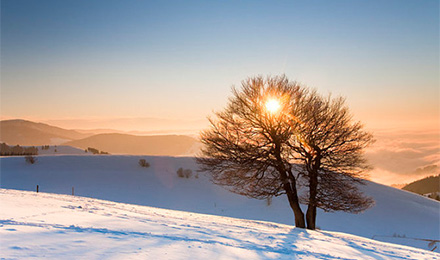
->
[1,155,439,252]
[403,174,440,196]
[64,133,200,155]
[0,119,201,156]
[0,119,90,146]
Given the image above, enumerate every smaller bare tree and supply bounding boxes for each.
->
[288,89,374,229]
[139,159,150,168]
[25,155,37,164]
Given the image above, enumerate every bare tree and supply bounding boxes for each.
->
[197,75,374,229]
[25,155,37,164]
[197,75,306,228]
[288,89,374,229]
[139,159,150,168]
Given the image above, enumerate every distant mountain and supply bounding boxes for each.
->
[73,128,124,135]
[64,133,200,156]
[402,174,440,195]
[0,119,201,156]
[0,119,90,146]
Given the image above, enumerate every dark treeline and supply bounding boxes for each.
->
[86,147,109,155]
[0,143,38,156]
[403,174,440,201]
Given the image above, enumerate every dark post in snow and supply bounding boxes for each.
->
[36,185,39,193]
[72,187,74,196]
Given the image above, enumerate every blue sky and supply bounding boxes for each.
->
[1,0,438,129]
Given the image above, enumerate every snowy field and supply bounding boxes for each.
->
[1,189,438,260]
[1,155,439,254]
[36,145,87,155]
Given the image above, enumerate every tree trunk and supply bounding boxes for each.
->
[284,177,306,228]
[306,166,319,230]
[306,204,316,230]
[273,141,305,228]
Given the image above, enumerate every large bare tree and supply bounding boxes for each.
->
[197,76,307,227]
[197,75,374,229]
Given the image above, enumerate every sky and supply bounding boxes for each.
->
[1,0,439,184]
[1,0,439,126]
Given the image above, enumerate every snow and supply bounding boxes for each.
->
[37,145,87,155]
[1,155,439,254]
[1,189,438,260]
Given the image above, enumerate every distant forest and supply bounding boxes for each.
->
[0,143,38,156]
[86,147,109,155]
[403,174,440,201]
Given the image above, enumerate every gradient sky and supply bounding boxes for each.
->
[1,0,439,129]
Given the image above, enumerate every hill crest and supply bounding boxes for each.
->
[0,119,90,146]
[64,133,200,156]
[403,174,440,198]
[0,119,200,156]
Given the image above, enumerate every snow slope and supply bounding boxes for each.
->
[37,145,87,155]
[1,155,439,252]
[1,189,438,260]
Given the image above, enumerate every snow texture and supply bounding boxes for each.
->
[1,189,438,260]
[1,155,439,254]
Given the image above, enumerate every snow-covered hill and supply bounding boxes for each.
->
[64,133,199,156]
[37,145,87,155]
[1,155,439,253]
[1,189,438,260]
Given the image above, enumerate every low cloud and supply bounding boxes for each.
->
[365,128,439,185]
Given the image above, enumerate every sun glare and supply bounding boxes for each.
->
[265,99,281,114]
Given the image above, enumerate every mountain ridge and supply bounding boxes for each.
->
[0,119,200,156]
[0,119,90,145]
[403,174,440,197]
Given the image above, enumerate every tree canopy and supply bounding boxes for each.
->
[197,75,374,229]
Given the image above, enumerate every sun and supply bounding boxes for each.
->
[265,98,281,114]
